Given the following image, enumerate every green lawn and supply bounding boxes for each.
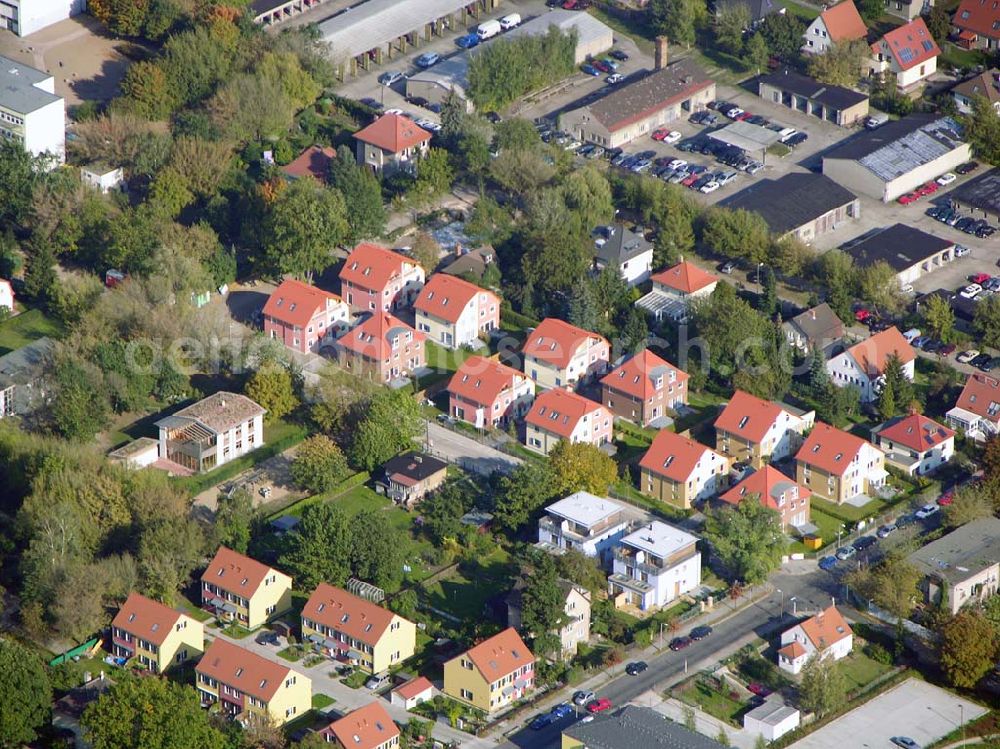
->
[778,0,821,20]
[220,623,254,639]
[312,693,335,710]
[0,308,63,355]
[175,597,214,623]
[677,679,747,726]
[585,7,656,51]
[810,495,886,524]
[425,341,479,375]
[421,549,514,621]
[789,505,844,554]
[938,42,990,70]
[839,651,894,692]
[277,646,306,662]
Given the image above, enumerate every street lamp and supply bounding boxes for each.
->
[757,262,764,287]
[777,588,784,618]
[837,524,845,548]
[790,596,797,616]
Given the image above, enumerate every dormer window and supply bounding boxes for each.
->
[128,613,136,622]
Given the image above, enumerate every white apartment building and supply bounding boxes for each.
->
[537,491,629,566]
[0,55,65,163]
[608,521,701,612]
[155,392,265,474]
[1,0,85,36]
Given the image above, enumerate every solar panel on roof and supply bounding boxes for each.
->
[899,48,915,62]
[921,40,934,51]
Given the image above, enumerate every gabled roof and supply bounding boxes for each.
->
[795,422,870,476]
[263,279,344,329]
[281,145,336,181]
[953,373,1000,421]
[196,638,294,702]
[876,412,954,452]
[952,0,1000,38]
[111,592,185,647]
[393,676,434,700]
[651,261,719,295]
[594,224,653,267]
[526,388,606,440]
[448,355,529,408]
[953,69,1000,106]
[354,113,432,153]
[639,429,722,483]
[721,173,858,236]
[461,627,534,682]
[414,274,493,324]
[843,327,915,377]
[600,350,687,401]
[159,392,265,435]
[340,243,422,292]
[302,583,402,647]
[759,69,869,110]
[325,702,399,749]
[795,606,853,650]
[337,312,424,361]
[714,390,792,444]
[873,17,940,71]
[521,318,607,370]
[786,303,844,344]
[201,546,282,598]
[818,1,867,41]
[720,465,811,511]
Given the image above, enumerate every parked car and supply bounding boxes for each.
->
[586,698,613,714]
[365,673,391,691]
[970,272,991,284]
[580,63,600,76]
[663,130,682,144]
[455,33,480,48]
[915,503,940,519]
[876,523,897,538]
[957,349,980,363]
[690,625,713,640]
[852,535,877,550]
[835,546,856,560]
[937,172,957,186]
[890,738,921,749]
[785,132,808,147]
[669,636,693,651]
[592,59,611,73]
[912,335,931,349]
[980,357,1000,372]
[724,107,745,119]
[551,704,573,720]
[854,308,872,323]
[937,490,954,506]
[378,71,405,86]
[939,343,957,356]
[700,180,720,194]
[609,49,629,61]
[626,661,649,675]
[956,161,979,175]
[255,631,280,646]
[530,713,555,730]
[971,353,992,368]
[574,690,596,706]
[896,513,915,528]
[720,260,737,274]
[960,283,982,299]
[606,73,624,84]
[747,683,772,697]
[902,328,921,343]
[865,112,889,129]
[415,52,440,68]
[818,556,838,571]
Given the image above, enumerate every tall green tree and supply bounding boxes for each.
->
[975,293,1000,349]
[348,388,423,471]
[245,364,299,423]
[857,0,884,23]
[214,487,254,554]
[879,353,914,417]
[0,638,51,748]
[924,6,951,42]
[649,0,704,45]
[262,178,348,282]
[493,461,560,531]
[348,509,405,591]
[922,293,955,343]
[280,503,351,589]
[743,32,771,72]
[330,145,386,242]
[518,553,569,658]
[410,148,454,205]
[859,261,904,316]
[290,435,350,494]
[807,40,868,87]
[962,95,1000,166]
[548,441,618,496]
[715,4,750,54]
[816,250,857,322]
[759,12,806,59]
[704,497,785,584]
[940,610,999,688]
[799,656,848,716]
[702,208,771,265]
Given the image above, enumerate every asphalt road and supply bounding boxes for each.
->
[422,420,522,475]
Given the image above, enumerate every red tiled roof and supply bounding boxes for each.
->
[639,429,721,483]
[463,628,534,682]
[527,388,606,439]
[953,0,1000,39]
[202,547,280,599]
[601,350,687,401]
[394,676,433,700]
[414,274,495,325]
[720,464,811,511]
[281,145,336,182]
[354,113,431,153]
[795,422,869,477]
[111,592,185,647]
[263,279,343,329]
[953,68,1000,105]
[798,606,853,649]
[651,261,719,295]
[448,356,528,409]
[819,1,867,41]
[844,327,915,377]
[521,318,607,370]
[877,412,954,452]
[325,702,399,749]
[340,243,421,292]
[302,583,400,647]
[714,390,789,444]
[954,373,1000,421]
[778,641,807,659]
[196,638,294,702]
[873,18,940,71]
[338,312,424,361]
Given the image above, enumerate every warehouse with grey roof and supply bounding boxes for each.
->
[842,223,955,287]
[949,168,1000,224]
[562,706,729,749]
[758,68,869,127]
[822,115,970,202]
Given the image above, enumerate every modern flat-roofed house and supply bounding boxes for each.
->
[353,113,431,175]
[263,279,349,354]
[783,303,845,354]
[801,2,867,55]
[592,224,654,286]
[520,317,610,391]
[952,0,1000,50]
[795,422,887,503]
[778,606,853,675]
[947,373,1000,441]
[826,326,915,403]
[951,69,1000,113]
[334,312,425,384]
[301,582,416,674]
[637,260,720,323]
[196,638,311,726]
[719,465,812,533]
[714,390,815,469]
[377,451,448,507]
[0,55,64,163]
[524,388,613,456]
[443,628,535,715]
[608,521,701,611]
[320,702,400,749]
[340,243,425,313]
[869,18,941,92]
[413,274,499,349]
[200,546,293,629]
[842,224,956,290]
[1,0,85,36]
[156,392,265,473]
[601,350,688,428]
[447,355,534,428]
[111,593,204,674]
[872,412,954,475]
[640,430,730,509]
[907,517,1000,614]
[537,491,629,565]
[507,579,591,659]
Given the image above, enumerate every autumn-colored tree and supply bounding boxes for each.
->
[119,61,175,120]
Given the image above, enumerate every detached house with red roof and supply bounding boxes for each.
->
[873,412,954,475]
[795,422,887,503]
[301,582,416,674]
[111,592,204,673]
[340,243,425,313]
[200,546,293,629]
[826,326,915,403]
[714,390,815,469]
[281,145,336,182]
[525,388,612,456]
[802,1,867,55]
[443,627,535,714]
[720,465,812,533]
[447,355,534,428]
[196,638,311,726]
[947,373,1000,441]
[521,317,610,391]
[869,17,941,92]
[334,312,425,384]
[639,430,730,509]
[414,274,499,350]
[354,113,431,175]
[778,606,853,675]
[601,350,688,428]
[263,279,349,354]
[952,0,1000,50]
[321,702,400,749]
[637,260,720,322]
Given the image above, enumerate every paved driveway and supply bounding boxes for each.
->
[423,420,522,475]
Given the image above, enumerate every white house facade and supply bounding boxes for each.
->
[826,328,915,402]
[778,606,853,675]
[537,492,629,566]
[608,522,701,612]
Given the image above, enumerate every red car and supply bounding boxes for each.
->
[586,698,613,714]
[592,59,611,73]
[735,111,753,121]
[747,683,772,697]
[854,309,872,323]
[681,172,700,187]
[938,491,954,506]
[970,273,991,284]
[897,192,919,205]
[918,181,939,196]
[940,343,957,356]
[652,128,669,141]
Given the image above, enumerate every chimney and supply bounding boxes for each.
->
[655,36,669,70]
[810,309,816,320]
[454,242,463,258]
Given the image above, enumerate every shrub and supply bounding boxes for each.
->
[865,642,893,665]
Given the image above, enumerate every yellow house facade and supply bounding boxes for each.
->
[201,546,293,630]
[111,592,204,674]
[443,628,535,715]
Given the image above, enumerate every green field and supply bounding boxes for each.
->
[0,308,62,356]
[839,651,894,692]
[422,549,514,620]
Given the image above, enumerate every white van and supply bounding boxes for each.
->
[500,12,521,30]
[778,127,798,143]
[477,19,502,39]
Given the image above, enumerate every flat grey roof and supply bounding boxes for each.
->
[0,55,61,115]
[408,55,470,97]
[842,223,953,272]
[546,491,625,527]
[507,9,612,48]
[622,520,698,557]
[908,516,1000,585]
[564,705,728,749]
[950,168,1000,214]
[745,696,799,726]
[707,121,782,152]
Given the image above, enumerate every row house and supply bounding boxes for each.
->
[608,521,702,612]
[339,243,425,313]
[200,546,292,629]
[795,422,887,503]
[639,430,730,510]
[414,274,499,350]
[443,628,535,715]
[873,411,954,476]
[333,312,425,384]
[111,592,204,674]
[600,350,688,428]
[520,317,609,391]
[952,0,1000,50]
[524,388,612,456]
[262,279,349,354]
[826,326,915,403]
[714,390,815,469]
[447,355,534,428]
[719,465,812,533]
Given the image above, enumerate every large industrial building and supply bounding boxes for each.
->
[822,115,970,202]
[842,224,956,288]
[0,55,65,164]
[950,168,1000,224]
[1,0,85,36]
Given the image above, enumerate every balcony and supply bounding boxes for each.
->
[613,549,666,576]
